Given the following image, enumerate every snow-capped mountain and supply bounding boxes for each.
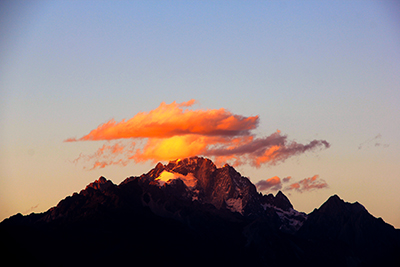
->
[122,156,306,231]
[1,157,399,267]
[139,157,263,214]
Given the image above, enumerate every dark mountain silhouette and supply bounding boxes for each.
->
[297,195,400,266]
[1,156,399,266]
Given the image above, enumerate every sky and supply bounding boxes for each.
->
[1,0,399,228]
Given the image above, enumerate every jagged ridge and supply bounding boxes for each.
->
[1,156,399,267]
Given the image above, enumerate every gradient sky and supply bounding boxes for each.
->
[1,1,399,227]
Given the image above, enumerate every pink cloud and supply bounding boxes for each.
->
[285,175,328,193]
[256,176,282,191]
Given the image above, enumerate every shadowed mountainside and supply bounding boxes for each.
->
[1,157,399,266]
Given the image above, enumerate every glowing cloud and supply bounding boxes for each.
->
[67,100,330,170]
[65,100,258,141]
[156,170,197,188]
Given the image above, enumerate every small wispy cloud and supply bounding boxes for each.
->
[256,175,328,194]
[358,134,389,150]
[24,204,39,214]
[284,175,328,193]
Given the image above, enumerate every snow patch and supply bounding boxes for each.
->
[276,208,307,232]
[261,204,307,232]
[156,170,197,188]
[191,189,200,201]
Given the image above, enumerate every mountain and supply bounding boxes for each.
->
[1,156,399,266]
[297,195,400,266]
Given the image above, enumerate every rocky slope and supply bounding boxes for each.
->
[1,157,399,266]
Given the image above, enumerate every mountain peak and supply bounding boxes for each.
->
[320,194,343,208]
[328,194,342,202]
[317,194,368,215]
[275,191,293,210]
[140,157,259,215]
[260,190,294,212]
[166,156,216,171]
[97,176,107,183]
[276,190,286,197]
[84,176,114,192]
[298,194,400,264]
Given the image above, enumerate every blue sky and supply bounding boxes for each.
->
[1,1,400,227]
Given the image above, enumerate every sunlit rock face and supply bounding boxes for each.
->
[138,156,285,218]
[84,176,114,192]
[146,157,258,215]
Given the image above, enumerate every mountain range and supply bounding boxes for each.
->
[1,156,399,266]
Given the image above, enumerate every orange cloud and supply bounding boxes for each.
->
[66,100,258,141]
[67,100,330,170]
[131,135,213,163]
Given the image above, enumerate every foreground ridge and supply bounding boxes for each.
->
[1,157,399,266]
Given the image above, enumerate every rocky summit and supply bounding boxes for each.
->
[1,156,399,267]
